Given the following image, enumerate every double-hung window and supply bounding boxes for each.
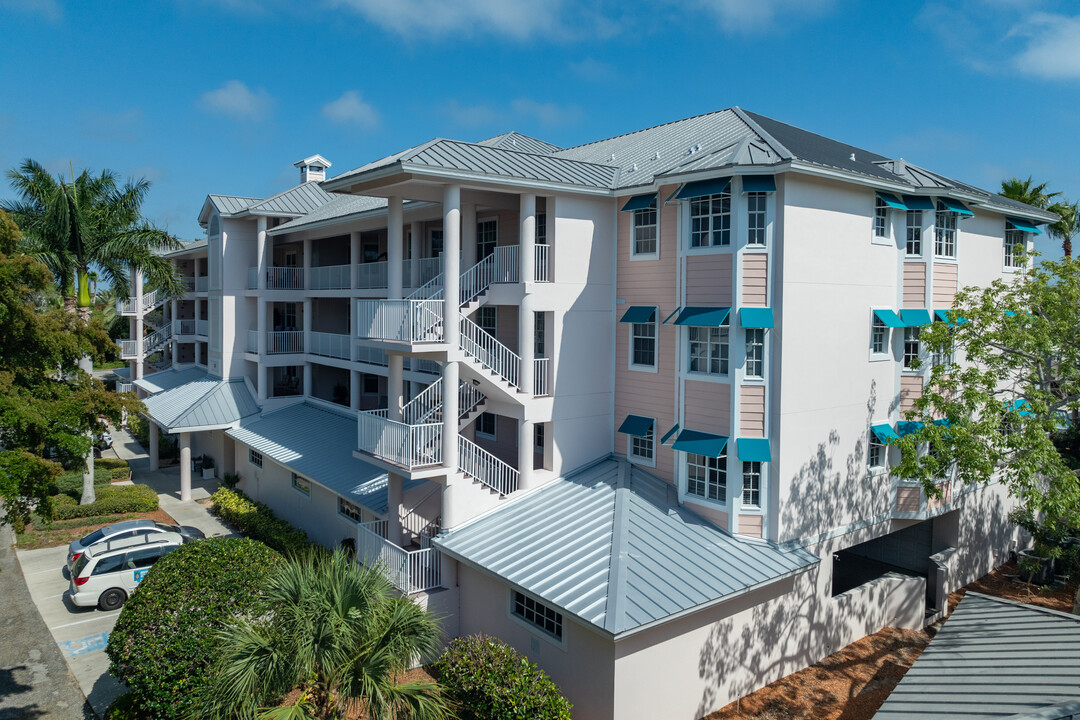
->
[690,192,731,248]
[906,210,922,256]
[476,412,497,439]
[868,430,886,471]
[741,461,761,508]
[688,322,729,375]
[935,202,957,258]
[871,315,889,355]
[1004,228,1024,269]
[632,199,657,256]
[477,306,497,337]
[745,328,764,378]
[932,331,955,369]
[631,320,656,368]
[630,423,654,463]
[687,450,726,502]
[477,218,497,259]
[903,327,921,370]
[747,192,767,245]
[873,196,888,238]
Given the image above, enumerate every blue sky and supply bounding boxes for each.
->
[2,0,1079,246]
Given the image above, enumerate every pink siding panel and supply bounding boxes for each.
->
[903,262,926,308]
[686,254,734,306]
[933,263,958,308]
[896,486,921,513]
[739,385,766,437]
[900,375,923,415]
[742,253,768,307]
[684,381,731,434]
[738,514,763,538]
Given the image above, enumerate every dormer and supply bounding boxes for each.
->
[294,154,332,183]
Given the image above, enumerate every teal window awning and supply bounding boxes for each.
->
[673,306,730,327]
[742,175,776,193]
[619,306,656,323]
[935,309,968,326]
[673,177,731,200]
[660,424,680,445]
[938,197,974,216]
[671,429,729,458]
[900,308,933,327]
[617,414,654,437]
[662,307,682,324]
[737,438,771,462]
[871,423,899,443]
[896,421,923,437]
[740,307,774,329]
[1007,217,1043,234]
[877,192,907,210]
[1007,399,1033,417]
[902,195,935,211]
[873,309,905,328]
[620,194,656,212]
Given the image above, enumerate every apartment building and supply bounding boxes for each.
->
[121,111,1056,720]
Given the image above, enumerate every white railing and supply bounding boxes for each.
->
[143,324,172,354]
[357,522,441,595]
[400,485,441,540]
[404,358,440,375]
[401,380,442,425]
[356,299,443,343]
[355,344,389,367]
[459,381,486,418]
[196,319,209,337]
[534,357,550,396]
[309,331,351,360]
[459,315,520,389]
[266,267,304,290]
[267,330,303,354]
[248,330,258,353]
[116,382,135,394]
[356,261,388,290]
[117,288,164,315]
[458,436,519,496]
[535,244,551,282]
[356,411,441,469]
[174,319,196,335]
[181,276,196,293]
[247,267,257,290]
[405,272,444,301]
[309,264,352,290]
[492,244,520,285]
[458,246,521,307]
[116,339,138,359]
[195,276,209,292]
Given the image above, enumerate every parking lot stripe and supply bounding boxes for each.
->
[51,613,120,630]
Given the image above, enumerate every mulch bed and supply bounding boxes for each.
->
[16,508,179,551]
[703,562,1078,720]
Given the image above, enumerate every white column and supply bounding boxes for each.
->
[388,196,403,299]
[170,299,179,369]
[257,217,268,290]
[443,185,461,347]
[302,237,312,290]
[520,193,536,286]
[257,299,267,356]
[303,363,311,398]
[442,473,464,531]
[409,222,422,288]
[519,295,535,396]
[441,360,459,470]
[149,421,159,471]
[303,298,311,352]
[350,231,361,289]
[388,354,404,421]
[462,203,477,270]
[179,432,191,502]
[350,369,361,410]
[258,365,267,403]
[387,473,403,546]
[133,268,144,379]
[518,418,534,490]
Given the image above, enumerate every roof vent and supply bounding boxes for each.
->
[653,151,660,161]
[896,157,907,175]
[631,163,638,172]
[850,153,856,162]
[510,138,517,146]
[610,153,615,161]
[294,154,332,183]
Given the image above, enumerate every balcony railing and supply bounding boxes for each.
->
[355,344,389,367]
[310,265,351,290]
[247,267,257,290]
[173,319,196,335]
[266,267,304,290]
[534,357,550,396]
[117,289,164,315]
[404,357,440,375]
[356,261,388,290]
[459,436,519,496]
[459,315,520,388]
[357,521,441,595]
[248,330,258,353]
[267,330,303,354]
[195,276,209,292]
[535,243,551,282]
[356,299,443,343]
[116,382,135,394]
[309,331,351,360]
[181,276,196,293]
[196,319,209,337]
[402,257,442,288]
[356,411,441,469]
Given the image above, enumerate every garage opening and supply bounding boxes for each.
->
[831,521,933,598]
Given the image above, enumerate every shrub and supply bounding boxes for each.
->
[52,467,111,497]
[103,692,140,720]
[96,458,131,479]
[52,484,158,520]
[435,634,573,720]
[210,487,308,554]
[106,537,282,720]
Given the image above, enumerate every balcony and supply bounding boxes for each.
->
[534,357,550,396]
[309,331,351,360]
[195,276,209,293]
[355,345,388,367]
[248,330,258,353]
[196,319,209,337]
[357,411,442,470]
[267,330,304,354]
[116,381,135,394]
[357,520,441,595]
[357,261,388,290]
[174,319,196,336]
[247,267,257,290]
[116,289,164,316]
[310,265,352,291]
[266,267,304,290]
[356,299,444,344]
[181,276,196,293]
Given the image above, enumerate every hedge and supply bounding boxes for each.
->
[106,537,282,720]
[96,457,131,480]
[435,634,573,720]
[210,487,309,554]
[52,467,111,497]
[52,484,158,520]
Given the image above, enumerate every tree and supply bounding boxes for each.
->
[1048,200,1079,259]
[1000,176,1060,210]
[892,252,1080,537]
[1000,176,1077,258]
[199,549,449,720]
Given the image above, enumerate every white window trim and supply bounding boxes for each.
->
[934,203,959,260]
[868,309,892,362]
[867,427,889,477]
[902,326,924,373]
[337,496,363,524]
[477,215,499,259]
[744,328,765,379]
[685,191,734,252]
[684,324,729,379]
[476,412,497,441]
[740,460,765,512]
[249,449,263,468]
[905,210,924,258]
[627,309,659,374]
[507,589,566,650]
[680,450,729,509]
[629,200,660,261]
[291,472,311,497]
[626,417,657,468]
[1003,228,1025,273]
[745,191,769,248]
[872,195,889,244]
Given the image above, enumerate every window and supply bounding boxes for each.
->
[338,497,362,523]
[534,311,545,357]
[249,449,263,468]
[536,212,547,244]
[126,547,163,569]
[632,199,658,256]
[534,424,544,454]
[1004,228,1024,269]
[747,192,767,245]
[690,192,731,247]
[477,306,497,337]
[284,303,297,331]
[687,450,726,502]
[871,315,889,355]
[512,591,563,640]
[906,210,922,256]
[291,472,310,496]
[630,423,654,463]
[92,554,127,576]
[429,229,444,258]
[745,329,764,378]
[873,196,888,238]
[477,412,497,439]
[688,323,729,375]
[742,461,761,508]
[631,320,656,368]
[477,218,497,259]
[868,430,886,471]
[903,327,921,370]
[932,332,955,369]
[935,202,957,258]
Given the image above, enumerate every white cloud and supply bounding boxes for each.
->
[693,0,834,33]
[197,80,272,120]
[322,90,379,128]
[1011,13,1080,80]
[327,0,563,40]
[510,99,580,127]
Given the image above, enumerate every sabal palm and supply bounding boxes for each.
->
[1000,176,1060,209]
[201,549,449,720]
[1001,176,1078,258]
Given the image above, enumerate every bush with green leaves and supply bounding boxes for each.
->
[52,467,110,497]
[96,457,131,479]
[52,484,157,520]
[106,537,282,720]
[103,692,140,720]
[210,487,308,554]
[435,634,573,720]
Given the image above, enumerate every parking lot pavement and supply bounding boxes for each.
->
[17,544,125,717]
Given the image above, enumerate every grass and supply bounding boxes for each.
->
[15,508,176,550]
[98,359,128,369]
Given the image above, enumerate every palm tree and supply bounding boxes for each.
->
[3,159,182,503]
[1000,176,1077,258]
[200,549,449,720]
[1047,200,1079,258]
[1000,176,1061,209]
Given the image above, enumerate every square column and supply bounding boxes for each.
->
[441,360,459,471]
[388,354,404,421]
[518,418,534,490]
[409,222,422,288]
[179,432,191,502]
[519,294,535,397]
[387,473,403,546]
[443,185,461,347]
[350,231,361,289]
[256,217,268,290]
[520,193,536,286]
[462,203,477,270]
[350,369,361,410]
[387,196,403,299]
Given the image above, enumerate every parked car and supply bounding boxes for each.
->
[68,532,184,610]
[92,431,113,458]
[66,519,205,571]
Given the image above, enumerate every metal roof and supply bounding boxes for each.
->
[142,375,259,433]
[874,592,1080,720]
[477,131,563,155]
[133,367,206,394]
[225,402,423,516]
[435,458,818,637]
[208,194,260,216]
[270,194,390,234]
[244,182,335,217]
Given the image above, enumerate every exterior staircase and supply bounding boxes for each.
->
[116,288,166,316]
[116,323,173,360]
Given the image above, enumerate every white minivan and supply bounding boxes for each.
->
[68,532,184,610]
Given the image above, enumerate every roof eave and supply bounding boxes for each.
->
[268,200,438,237]
[397,163,613,196]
